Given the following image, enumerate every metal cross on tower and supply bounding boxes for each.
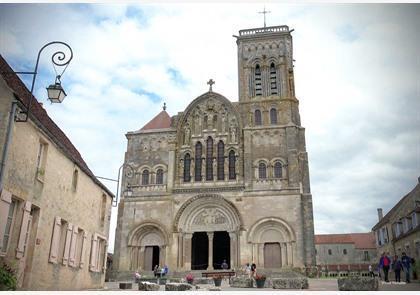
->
[207,79,215,92]
[258,6,271,28]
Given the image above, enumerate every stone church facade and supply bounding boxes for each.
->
[113,25,315,276]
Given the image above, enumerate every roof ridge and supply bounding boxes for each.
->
[0,54,114,197]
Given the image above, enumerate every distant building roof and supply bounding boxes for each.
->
[0,55,114,198]
[315,233,376,249]
[372,180,420,231]
[140,110,172,131]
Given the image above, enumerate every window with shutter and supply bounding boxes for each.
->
[0,189,16,255]
[69,225,78,267]
[79,231,88,268]
[62,223,73,265]
[16,201,32,259]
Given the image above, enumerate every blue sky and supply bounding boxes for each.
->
[1,3,419,252]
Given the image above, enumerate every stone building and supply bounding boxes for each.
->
[315,233,377,275]
[113,25,315,277]
[372,178,420,260]
[0,55,114,290]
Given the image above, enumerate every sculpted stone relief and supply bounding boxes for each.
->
[193,208,227,226]
[182,96,239,140]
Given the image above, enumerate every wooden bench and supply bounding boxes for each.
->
[202,271,236,279]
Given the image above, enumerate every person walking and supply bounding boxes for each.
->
[401,252,411,283]
[379,252,391,282]
[392,255,402,282]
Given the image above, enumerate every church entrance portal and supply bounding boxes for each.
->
[264,242,281,268]
[144,246,160,271]
[191,231,230,270]
[213,231,230,269]
[191,232,208,270]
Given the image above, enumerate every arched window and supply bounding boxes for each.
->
[156,169,164,184]
[270,63,277,95]
[206,137,213,181]
[217,141,225,180]
[255,110,262,126]
[195,142,202,181]
[255,64,262,96]
[142,169,149,185]
[258,162,267,179]
[274,162,282,178]
[229,150,236,180]
[183,154,191,182]
[270,108,277,125]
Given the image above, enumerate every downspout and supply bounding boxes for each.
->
[0,101,17,191]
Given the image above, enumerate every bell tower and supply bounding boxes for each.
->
[236,25,295,102]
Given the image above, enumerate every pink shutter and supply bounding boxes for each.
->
[79,231,88,268]
[16,201,31,259]
[62,223,73,265]
[89,233,98,271]
[69,225,78,267]
[49,217,62,263]
[0,189,12,252]
[102,240,108,272]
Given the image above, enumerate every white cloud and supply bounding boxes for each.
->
[1,3,419,252]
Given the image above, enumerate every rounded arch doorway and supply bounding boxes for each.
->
[174,194,242,270]
[127,221,168,271]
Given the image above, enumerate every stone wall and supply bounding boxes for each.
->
[0,78,113,290]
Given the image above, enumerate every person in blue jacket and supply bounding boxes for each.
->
[401,252,411,283]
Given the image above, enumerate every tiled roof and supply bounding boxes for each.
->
[140,110,171,131]
[315,233,376,249]
[0,55,114,198]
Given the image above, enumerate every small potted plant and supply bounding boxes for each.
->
[185,273,194,285]
[213,274,223,287]
[254,274,266,288]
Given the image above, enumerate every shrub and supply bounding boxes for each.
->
[0,263,17,291]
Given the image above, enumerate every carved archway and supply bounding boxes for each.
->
[173,194,243,233]
[247,217,296,268]
[127,221,169,271]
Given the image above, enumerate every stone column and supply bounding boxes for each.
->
[139,246,145,270]
[229,232,237,269]
[258,243,264,268]
[281,243,287,267]
[132,247,138,270]
[177,233,183,268]
[160,245,166,266]
[287,242,293,266]
[207,232,214,270]
[183,233,192,270]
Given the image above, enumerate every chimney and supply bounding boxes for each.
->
[377,208,383,221]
